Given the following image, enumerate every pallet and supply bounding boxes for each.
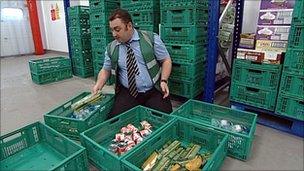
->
[231,101,304,138]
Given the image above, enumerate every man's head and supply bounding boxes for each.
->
[109,9,134,43]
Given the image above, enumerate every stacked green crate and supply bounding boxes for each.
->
[89,0,119,84]
[29,57,72,84]
[68,6,93,78]
[160,0,208,98]
[121,0,160,33]
[276,0,304,121]
[230,59,282,111]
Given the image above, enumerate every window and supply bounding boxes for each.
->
[1,8,24,21]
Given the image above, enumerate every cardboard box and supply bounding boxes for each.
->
[239,33,256,49]
[256,40,288,52]
[258,9,293,25]
[256,25,290,41]
[260,0,295,10]
[237,48,265,62]
[237,48,282,63]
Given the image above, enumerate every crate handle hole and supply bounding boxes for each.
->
[172,63,181,67]
[172,10,183,14]
[150,111,163,118]
[172,27,182,31]
[246,87,259,92]
[3,132,22,143]
[110,118,119,124]
[172,46,181,49]
[248,69,262,74]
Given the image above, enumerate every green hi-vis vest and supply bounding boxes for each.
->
[106,30,161,91]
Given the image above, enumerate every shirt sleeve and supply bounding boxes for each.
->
[102,49,112,71]
[153,33,171,61]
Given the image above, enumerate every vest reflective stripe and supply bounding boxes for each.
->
[147,59,157,69]
[141,31,153,48]
[153,70,161,83]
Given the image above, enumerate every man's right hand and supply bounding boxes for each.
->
[92,84,101,95]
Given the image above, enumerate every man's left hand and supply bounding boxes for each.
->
[160,81,169,99]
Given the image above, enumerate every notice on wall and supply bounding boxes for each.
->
[50,3,60,21]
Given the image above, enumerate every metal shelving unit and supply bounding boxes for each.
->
[203,0,244,103]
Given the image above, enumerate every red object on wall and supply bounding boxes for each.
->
[51,5,56,21]
[26,0,44,55]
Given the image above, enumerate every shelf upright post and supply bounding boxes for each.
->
[203,0,220,102]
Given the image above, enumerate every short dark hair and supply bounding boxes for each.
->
[109,9,133,24]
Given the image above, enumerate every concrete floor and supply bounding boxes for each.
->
[1,52,303,170]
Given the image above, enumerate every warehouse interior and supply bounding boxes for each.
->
[1,0,303,170]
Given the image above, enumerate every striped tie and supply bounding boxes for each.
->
[125,42,139,97]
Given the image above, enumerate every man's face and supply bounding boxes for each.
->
[109,18,133,43]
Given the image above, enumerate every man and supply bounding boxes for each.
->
[92,9,172,118]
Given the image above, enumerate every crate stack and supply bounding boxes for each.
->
[160,0,208,98]
[121,0,160,33]
[229,59,282,111]
[276,0,304,121]
[230,0,298,111]
[68,6,93,78]
[29,57,72,84]
[89,0,120,80]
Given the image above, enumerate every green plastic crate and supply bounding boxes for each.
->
[292,0,304,24]
[69,26,90,37]
[80,106,173,171]
[29,57,71,74]
[31,68,72,84]
[93,59,104,70]
[160,0,208,9]
[69,16,90,27]
[89,7,118,25]
[44,92,114,139]
[121,0,159,11]
[1,122,89,171]
[166,43,207,63]
[68,6,90,16]
[129,10,160,26]
[283,48,304,75]
[172,99,257,160]
[134,24,159,33]
[171,60,206,81]
[70,37,92,49]
[72,56,93,68]
[71,48,92,58]
[122,119,228,171]
[92,49,106,61]
[73,66,93,78]
[275,93,304,121]
[230,83,278,111]
[91,25,112,37]
[161,25,207,44]
[89,0,120,13]
[91,37,112,49]
[161,8,208,26]
[232,59,282,90]
[288,24,304,49]
[279,71,304,98]
[169,76,204,98]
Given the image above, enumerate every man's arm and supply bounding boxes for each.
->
[92,69,111,95]
[160,58,172,98]
[92,50,112,95]
[152,33,172,98]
